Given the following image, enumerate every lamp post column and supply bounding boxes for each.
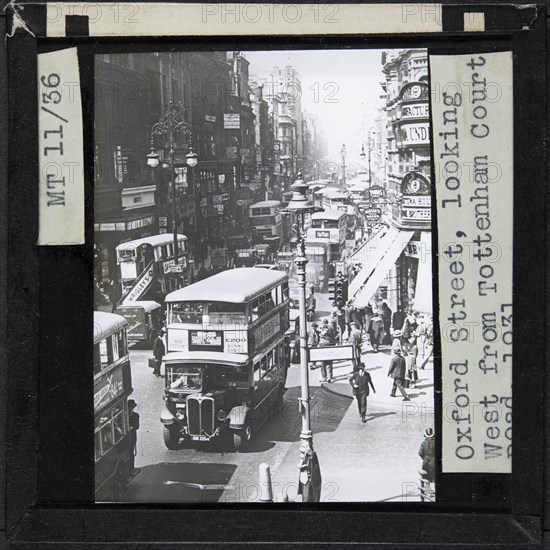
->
[295,210,312,456]
[169,144,179,266]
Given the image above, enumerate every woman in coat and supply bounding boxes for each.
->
[367,311,386,352]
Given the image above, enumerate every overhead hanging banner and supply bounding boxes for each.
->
[431,52,513,473]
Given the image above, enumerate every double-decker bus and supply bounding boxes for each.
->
[94,312,135,501]
[161,268,291,451]
[249,200,283,245]
[115,234,189,302]
[304,209,347,286]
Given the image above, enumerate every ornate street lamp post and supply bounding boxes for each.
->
[285,174,321,502]
[360,131,376,189]
[147,101,198,267]
[340,144,347,188]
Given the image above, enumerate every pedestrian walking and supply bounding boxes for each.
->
[402,310,418,353]
[329,311,339,339]
[380,302,392,344]
[128,399,141,476]
[349,321,363,370]
[392,307,406,332]
[349,363,376,423]
[307,322,320,369]
[388,349,411,401]
[391,329,404,356]
[418,427,435,483]
[353,304,365,333]
[152,329,166,377]
[336,303,345,338]
[307,322,320,348]
[419,316,434,369]
[367,311,385,352]
[415,315,427,359]
[343,300,354,339]
[107,279,122,313]
[406,336,419,388]
[318,319,337,382]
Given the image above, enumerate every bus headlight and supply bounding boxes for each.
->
[175,404,186,420]
[216,409,228,422]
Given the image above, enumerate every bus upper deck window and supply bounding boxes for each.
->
[93,344,101,377]
[171,303,202,323]
[251,299,259,322]
[265,291,275,310]
[99,339,112,369]
[258,296,266,317]
[282,282,289,301]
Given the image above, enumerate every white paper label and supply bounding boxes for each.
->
[431,52,513,473]
[38,48,84,245]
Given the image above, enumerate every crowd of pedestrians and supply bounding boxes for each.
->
[306,297,433,416]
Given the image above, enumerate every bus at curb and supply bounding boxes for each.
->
[94,312,135,501]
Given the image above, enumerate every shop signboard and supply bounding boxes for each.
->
[365,207,382,223]
[224,113,240,129]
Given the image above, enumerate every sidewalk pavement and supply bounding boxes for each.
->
[270,339,435,502]
[311,339,434,412]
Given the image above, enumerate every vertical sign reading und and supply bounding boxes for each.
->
[38,48,84,245]
[431,52,513,473]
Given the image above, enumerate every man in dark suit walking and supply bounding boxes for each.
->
[349,363,376,423]
[388,349,411,401]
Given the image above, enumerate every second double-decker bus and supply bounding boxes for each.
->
[249,200,283,245]
[116,234,189,302]
[304,209,347,290]
[94,312,135,502]
[161,268,291,451]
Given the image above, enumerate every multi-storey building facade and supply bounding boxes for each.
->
[382,49,431,315]
[349,49,432,317]
[94,51,257,285]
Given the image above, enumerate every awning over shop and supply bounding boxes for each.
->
[352,228,415,308]
[349,226,402,297]
[412,231,433,315]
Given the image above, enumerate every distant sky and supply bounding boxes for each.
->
[243,49,387,166]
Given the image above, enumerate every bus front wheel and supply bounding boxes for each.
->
[163,425,181,450]
[233,425,251,452]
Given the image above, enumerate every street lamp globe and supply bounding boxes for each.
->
[186,148,198,168]
[146,149,160,168]
[287,174,314,212]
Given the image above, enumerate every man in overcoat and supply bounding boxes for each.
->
[388,349,411,401]
[349,363,376,422]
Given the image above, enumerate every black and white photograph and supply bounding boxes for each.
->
[93,47,435,503]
